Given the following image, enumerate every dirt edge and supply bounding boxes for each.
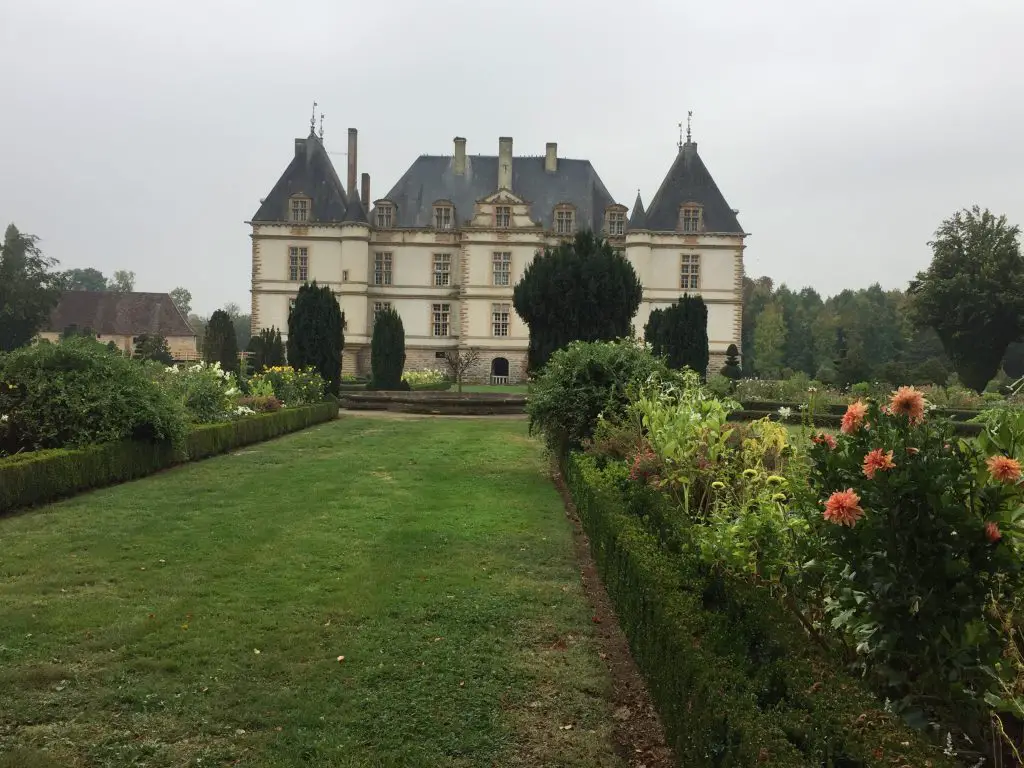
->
[551,463,675,768]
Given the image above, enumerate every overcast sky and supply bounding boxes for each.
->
[1,0,1022,316]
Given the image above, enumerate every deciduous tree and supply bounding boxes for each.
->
[0,224,63,352]
[287,281,344,396]
[107,270,135,293]
[909,206,1024,392]
[169,287,192,316]
[513,230,641,372]
[752,301,786,378]
[61,267,107,291]
[442,348,481,393]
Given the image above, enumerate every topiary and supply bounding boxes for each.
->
[0,337,187,454]
[370,306,406,390]
[720,343,742,380]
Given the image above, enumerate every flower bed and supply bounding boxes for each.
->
[0,402,338,515]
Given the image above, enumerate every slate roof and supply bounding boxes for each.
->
[628,192,647,230]
[45,291,195,338]
[341,186,368,224]
[644,142,743,234]
[252,132,348,223]
[374,155,617,231]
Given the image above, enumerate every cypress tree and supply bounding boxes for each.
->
[642,294,709,378]
[513,230,642,372]
[203,309,238,373]
[287,281,344,396]
[247,326,285,371]
[370,306,406,390]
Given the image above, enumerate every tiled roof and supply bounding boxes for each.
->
[252,133,348,223]
[643,142,743,234]
[45,291,195,337]
[628,191,647,230]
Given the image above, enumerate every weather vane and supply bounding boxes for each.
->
[310,101,318,134]
[319,112,325,140]
[687,110,693,143]
[677,121,683,149]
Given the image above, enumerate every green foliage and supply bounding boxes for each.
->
[202,309,238,373]
[720,342,742,380]
[1003,340,1024,379]
[287,281,344,396]
[910,206,1024,392]
[370,306,406,390]
[60,267,107,292]
[513,230,642,372]
[151,361,239,424]
[566,454,951,768]
[808,398,1024,732]
[60,324,96,339]
[751,300,786,377]
[169,286,192,316]
[246,326,285,372]
[0,224,63,352]
[0,337,187,454]
[106,269,135,292]
[249,366,325,406]
[133,333,173,364]
[643,294,710,377]
[0,403,337,514]
[526,339,672,456]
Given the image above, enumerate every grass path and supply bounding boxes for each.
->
[0,417,623,767]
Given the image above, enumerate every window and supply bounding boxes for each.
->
[433,205,453,230]
[680,253,701,290]
[433,253,452,287]
[288,247,308,281]
[290,198,309,222]
[432,303,451,337]
[492,303,510,337]
[492,252,511,286]
[495,205,511,228]
[435,351,447,359]
[372,301,392,325]
[342,270,349,281]
[376,203,394,228]
[607,210,625,236]
[555,207,575,235]
[680,205,702,233]
[373,252,393,286]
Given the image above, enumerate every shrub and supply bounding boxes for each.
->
[133,333,174,364]
[401,368,447,387]
[370,306,406,390]
[720,342,742,379]
[808,392,1024,737]
[153,361,240,424]
[0,337,187,454]
[237,395,282,413]
[249,366,325,406]
[287,281,344,396]
[526,339,673,456]
[203,309,239,373]
[644,293,710,377]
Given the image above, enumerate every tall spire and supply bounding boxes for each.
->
[628,190,647,230]
[309,100,318,136]
[319,111,325,141]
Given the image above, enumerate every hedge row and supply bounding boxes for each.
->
[0,402,338,515]
[566,453,952,768]
[727,410,984,436]
[738,400,987,421]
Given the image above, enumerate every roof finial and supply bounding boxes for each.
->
[686,110,693,143]
[310,101,318,135]
[319,112,325,141]
[677,121,683,150]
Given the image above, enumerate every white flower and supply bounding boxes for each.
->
[777,407,793,419]
[226,387,240,396]
[235,406,255,416]
[0,414,8,424]
[165,366,177,373]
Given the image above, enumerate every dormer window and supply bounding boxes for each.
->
[495,206,511,228]
[290,197,310,223]
[679,204,703,234]
[605,207,626,236]
[376,203,394,229]
[433,204,454,230]
[554,205,576,235]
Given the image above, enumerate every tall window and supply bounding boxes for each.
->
[492,303,510,337]
[433,253,452,287]
[288,247,308,281]
[432,303,451,337]
[433,205,453,230]
[374,252,393,286]
[555,207,575,235]
[376,204,394,228]
[290,198,309,222]
[492,252,511,286]
[680,253,701,290]
[372,301,392,326]
[495,206,511,228]
[607,210,625,235]
[680,205,702,233]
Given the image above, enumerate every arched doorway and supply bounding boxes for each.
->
[490,357,510,385]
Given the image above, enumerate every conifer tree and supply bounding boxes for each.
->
[370,306,406,390]
[247,326,285,371]
[644,294,710,377]
[287,281,344,396]
[203,309,238,373]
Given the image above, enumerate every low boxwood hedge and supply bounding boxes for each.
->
[0,402,338,515]
[566,453,952,768]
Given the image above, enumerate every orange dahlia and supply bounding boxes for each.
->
[986,455,1022,484]
[890,386,926,425]
[841,401,868,434]
[862,448,896,479]
[812,432,837,450]
[823,489,864,527]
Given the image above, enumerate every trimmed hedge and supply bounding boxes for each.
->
[0,402,337,515]
[566,453,952,768]
[727,409,984,436]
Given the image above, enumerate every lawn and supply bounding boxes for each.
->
[0,417,623,767]
[457,384,529,395]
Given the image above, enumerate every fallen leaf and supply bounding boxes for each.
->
[459,681,465,687]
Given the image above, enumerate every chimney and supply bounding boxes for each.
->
[347,128,358,196]
[453,136,467,175]
[545,142,557,173]
[498,136,513,190]
[361,173,370,211]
